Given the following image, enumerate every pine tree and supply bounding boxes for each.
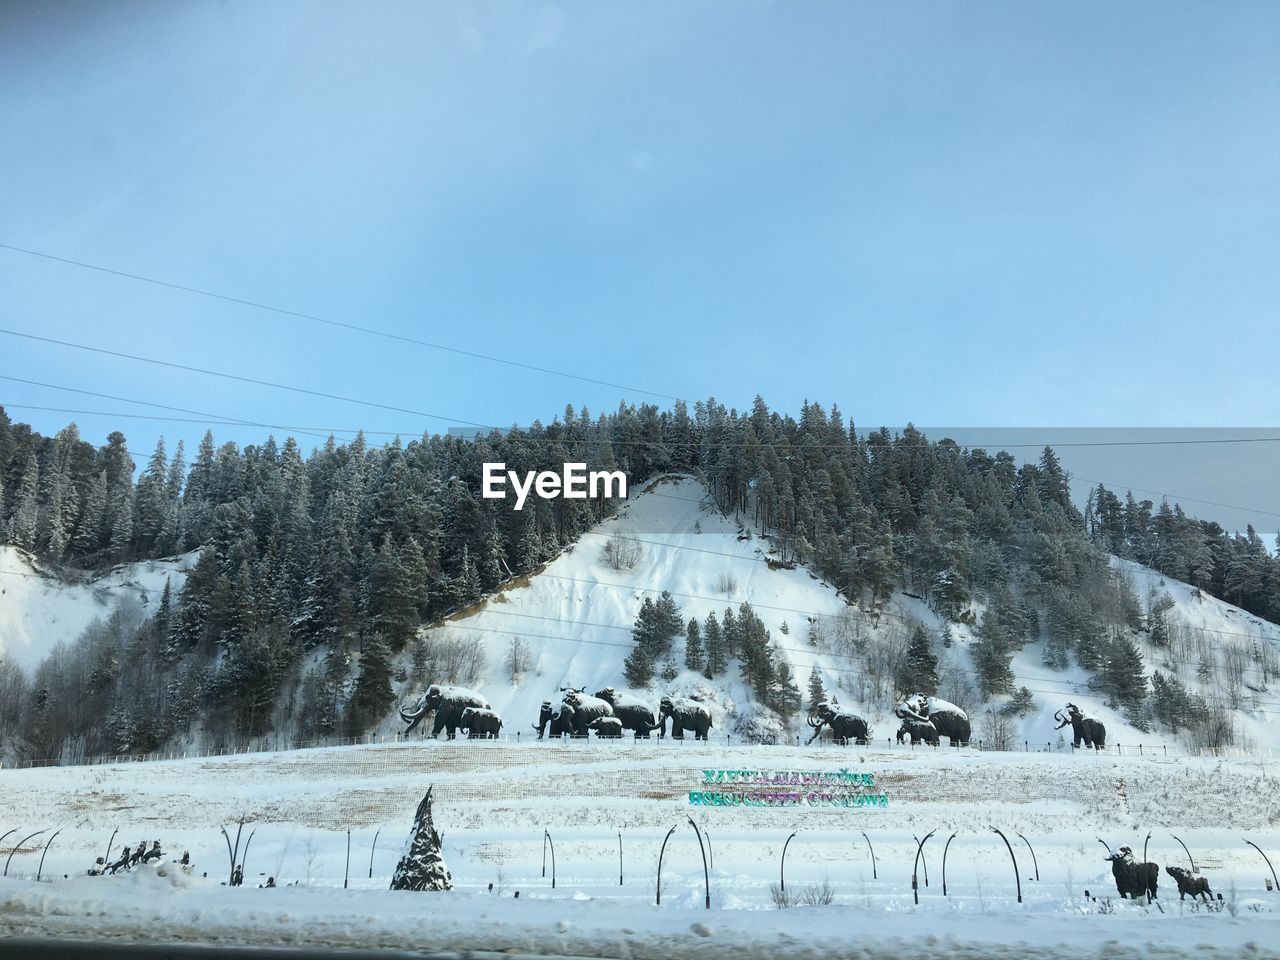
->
[703,611,726,678]
[899,624,939,695]
[623,642,653,686]
[806,665,827,711]
[108,486,134,562]
[8,455,39,549]
[999,686,1036,717]
[348,632,395,734]
[1097,630,1147,711]
[684,617,703,671]
[390,786,453,891]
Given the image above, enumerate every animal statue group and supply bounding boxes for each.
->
[807,698,869,744]
[895,717,939,745]
[401,684,493,739]
[1103,844,1159,901]
[1055,703,1106,750]
[651,695,713,740]
[533,688,618,738]
[895,693,970,746]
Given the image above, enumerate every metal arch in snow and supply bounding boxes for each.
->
[344,829,350,890]
[686,817,711,909]
[912,834,931,887]
[1096,836,1114,857]
[861,831,877,879]
[704,829,713,871]
[942,832,958,897]
[4,829,47,877]
[618,831,623,886]
[1016,833,1040,881]
[781,830,799,892]
[1170,835,1196,874]
[36,829,63,882]
[1243,839,1279,892]
[991,827,1022,904]
[0,829,18,854]
[911,830,936,905]
[656,824,678,905]
[241,828,258,878]
[369,829,381,879]
[1142,831,1152,866]
[543,830,556,889]
[102,826,119,870]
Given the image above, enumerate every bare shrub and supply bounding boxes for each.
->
[769,882,796,908]
[716,571,738,596]
[507,638,530,685]
[978,709,1016,751]
[800,880,835,905]
[602,532,641,571]
[416,634,485,688]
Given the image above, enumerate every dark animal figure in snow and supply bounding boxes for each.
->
[895,693,970,745]
[140,841,162,863]
[588,716,624,738]
[1054,702,1106,750]
[807,699,869,744]
[401,684,491,739]
[533,700,578,739]
[650,695,713,740]
[458,706,503,739]
[594,687,657,737]
[1105,847,1159,900]
[560,688,615,736]
[1165,865,1212,901]
[107,846,131,874]
[896,718,939,745]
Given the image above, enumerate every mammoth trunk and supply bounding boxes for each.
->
[391,786,452,892]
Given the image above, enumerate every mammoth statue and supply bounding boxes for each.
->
[895,718,939,746]
[895,693,970,746]
[806,698,869,745]
[533,699,578,739]
[560,688,615,737]
[593,687,657,737]
[649,695,713,740]
[401,684,491,739]
[459,706,503,739]
[588,716,624,738]
[1054,703,1106,749]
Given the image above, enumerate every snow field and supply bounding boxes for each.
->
[2,740,1278,956]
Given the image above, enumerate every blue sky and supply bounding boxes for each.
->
[1,1,1277,527]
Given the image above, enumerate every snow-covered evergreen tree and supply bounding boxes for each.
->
[390,786,452,891]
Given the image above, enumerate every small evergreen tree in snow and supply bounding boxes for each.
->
[390,786,452,891]
[999,685,1037,718]
[624,643,653,686]
[684,617,703,671]
[806,665,827,711]
[899,624,939,695]
[703,612,726,678]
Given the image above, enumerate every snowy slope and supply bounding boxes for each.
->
[399,475,854,739]
[0,546,194,674]
[389,475,1280,756]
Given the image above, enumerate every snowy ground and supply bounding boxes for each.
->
[2,740,1278,957]
[0,546,193,674]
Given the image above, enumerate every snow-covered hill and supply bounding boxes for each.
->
[0,546,194,674]
[387,475,1280,756]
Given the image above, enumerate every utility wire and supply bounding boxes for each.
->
[0,241,680,401]
[0,328,497,430]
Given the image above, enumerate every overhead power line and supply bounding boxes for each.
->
[0,241,680,401]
